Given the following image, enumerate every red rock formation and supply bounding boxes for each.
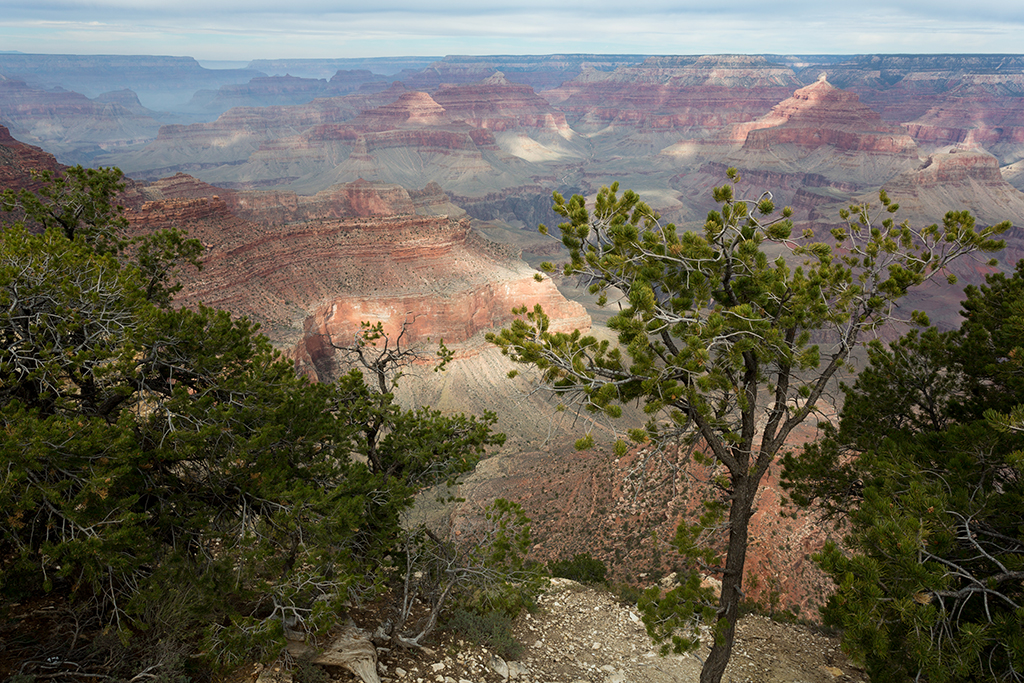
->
[0,75,161,159]
[432,73,573,134]
[457,415,838,618]
[398,55,646,93]
[110,85,408,179]
[822,54,1024,125]
[112,76,561,195]
[0,124,63,190]
[124,177,589,379]
[544,55,799,132]
[734,77,917,155]
[187,72,391,112]
[875,148,1024,233]
[349,91,451,127]
[901,85,1024,160]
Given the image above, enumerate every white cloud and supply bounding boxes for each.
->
[1,1,1022,60]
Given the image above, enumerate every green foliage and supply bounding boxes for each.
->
[639,571,720,655]
[784,264,1024,682]
[489,174,1006,683]
[0,167,503,674]
[434,500,542,659]
[463,498,546,616]
[444,606,524,660]
[548,552,608,584]
[388,498,544,652]
[1,166,130,252]
[609,581,644,606]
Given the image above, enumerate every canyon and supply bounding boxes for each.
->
[4,51,1024,618]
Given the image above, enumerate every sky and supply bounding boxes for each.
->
[2,0,1024,62]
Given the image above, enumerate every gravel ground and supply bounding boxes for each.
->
[282,578,867,683]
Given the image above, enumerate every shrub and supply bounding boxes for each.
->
[548,553,607,584]
[443,606,523,660]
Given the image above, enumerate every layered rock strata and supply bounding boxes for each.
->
[0,124,62,189]
[543,55,799,132]
[733,76,918,156]
[0,76,162,163]
[122,176,589,380]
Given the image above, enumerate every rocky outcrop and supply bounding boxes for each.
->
[454,410,838,621]
[247,57,437,81]
[0,75,162,163]
[0,124,62,190]
[734,76,918,155]
[702,77,923,195]
[399,54,648,93]
[901,88,1024,163]
[543,55,799,131]
[123,176,589,380]
[103,85,408,180]
[106,77,572,196]
[187,72,391,113]
[0,53,266,111]
[818,54,1024,121]
[433,73,573,134]
[874,148,1024,233]
[294,218,589,379]
[349,91,451,128]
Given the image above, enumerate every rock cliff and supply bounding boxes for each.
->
[543,55,799,132]
[105,75,581,196]
[0,124,62,190]
[121,176,589,381]
[734,76,918,155]
[187,71,392,113]
[433,73,574,134]
[0,53,266,111]
[0,75,162,165]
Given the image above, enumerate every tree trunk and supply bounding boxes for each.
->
[700,476,755,683]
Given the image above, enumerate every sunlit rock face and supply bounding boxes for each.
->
[432,73,574,134]
[733,77,918,156]
[901,84,1024,162]
[121,175,589,380]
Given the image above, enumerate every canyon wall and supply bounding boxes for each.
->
[120,175,589,382]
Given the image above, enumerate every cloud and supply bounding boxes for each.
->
[1,0,1022,59]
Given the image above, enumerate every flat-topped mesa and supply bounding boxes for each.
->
[904,148,1007,186]
[900,85,1024,157]
[188,72,393,112]
[0,77,161,156]
[123,176,589,380]
[734,76,918,154]
[112,86,408,179]
[431,73,573,133]
[152,89,401,146]
[349,91,452,128]
[879,148,1024,228]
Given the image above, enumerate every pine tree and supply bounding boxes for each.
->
[0,167,503,673]
[784,263,1024,682]
[489,172,1007,683]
